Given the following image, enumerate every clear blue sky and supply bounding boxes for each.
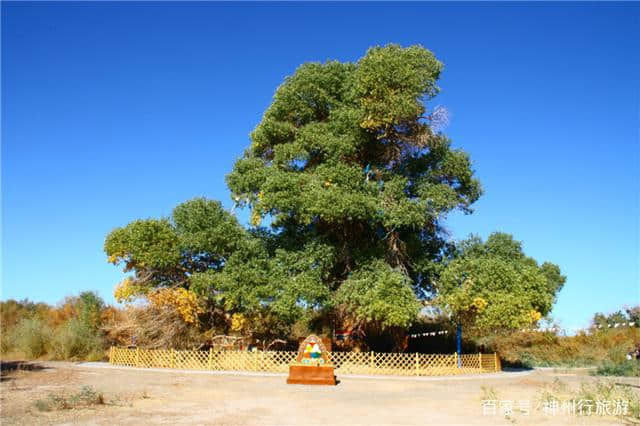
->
[2,2,638,332]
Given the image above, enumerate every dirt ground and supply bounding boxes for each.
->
[1,360,637,425]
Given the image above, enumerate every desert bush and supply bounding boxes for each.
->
[50,318,106,360]
[536,378,640,423]
[102,304,204,349]
[1,300,52,355]
[1,293,115,360]
[575,381,640,422]
[35,386,104,411]
[593,360,640,377]
[0,326,13,353]
[485,328,639,367]
[8,317,51,358]
[1,299,51,328]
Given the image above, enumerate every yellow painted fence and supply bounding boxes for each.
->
[109,347,501,376]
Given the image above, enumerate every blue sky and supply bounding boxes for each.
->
[2,2,638,332]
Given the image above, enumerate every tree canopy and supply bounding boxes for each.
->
[223,44,481,331]
[592,308,639,329]
[436,233,566,332]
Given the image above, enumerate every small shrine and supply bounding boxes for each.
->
[286,334,336,385]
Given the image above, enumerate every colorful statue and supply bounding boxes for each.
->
[296,335,329,366]
[288,334,336,385]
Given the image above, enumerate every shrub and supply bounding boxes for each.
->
[2,295,115,360]
[9,317,51,358]
[486,328,639,367]
[536,378,640,423]
[593,360,640,377]
[102,305,204,349]
[85,349,107,362]
[50,319,105,360]
[34,386,104,411]
[0,327,13,354]
[575,381,640,422]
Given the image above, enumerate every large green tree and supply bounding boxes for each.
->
[104,45,570,342]
[222,44,482,331]
[105,45,483,336]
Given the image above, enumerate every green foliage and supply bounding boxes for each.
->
[592,307,638,329]
[1,299,48,353]
[1,294,110,361]
[103,45,485,334]
[8,317,51,358]
[222,44,481,331]
[355,45,442,129]
[105,198,246,302]
[105,219,181,273]
[77,291,104,331]
[593,360,640,377]
[203,238,335,324]
[173,197,247,262]
[436,232,565,331]
[50,318,106,360]
[103,46,568,342]
[335,260,421,328]
[103,46,574,344]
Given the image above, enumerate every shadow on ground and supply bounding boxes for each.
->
[1,360,50,381]
[502,367,534,372]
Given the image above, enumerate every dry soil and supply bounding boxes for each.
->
[1,360,637,425]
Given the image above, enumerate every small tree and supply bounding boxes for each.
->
[436,233,565,333]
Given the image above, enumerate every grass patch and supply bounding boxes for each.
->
[592,360,640,377]
[480,385,499,401]
[576,381,640,422]
[487,328,640,368]
[34,386,105,411]
[535,378,640,423]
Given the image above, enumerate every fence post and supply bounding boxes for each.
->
[171,349,176,369]
[109,346,113,364]
[369,352,375,373]
[415,352,419,376]
[479,352,482,371]
[494,353,498,372]
[135,347,140,367]
[208,347,213,370]
[454,352,458,371]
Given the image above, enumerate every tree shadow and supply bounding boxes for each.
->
[1,360,50,382]
[502,366,534,372]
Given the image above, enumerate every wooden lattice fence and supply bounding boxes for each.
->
[109,347,501,376]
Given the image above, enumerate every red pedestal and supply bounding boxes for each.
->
[286,364,337,385]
